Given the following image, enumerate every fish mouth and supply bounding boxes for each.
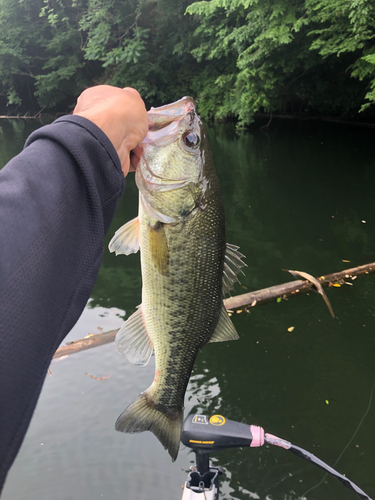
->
[147,97,196,131]
[141,97,197,147]
[137,96,201,186]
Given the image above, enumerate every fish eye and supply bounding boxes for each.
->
[183,132,200,149]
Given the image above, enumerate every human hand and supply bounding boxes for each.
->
[73,85,148,176]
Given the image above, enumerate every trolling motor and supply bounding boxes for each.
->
[180,413,373,500]
[180,414,264,499]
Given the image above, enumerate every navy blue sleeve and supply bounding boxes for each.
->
[0,115,125,491]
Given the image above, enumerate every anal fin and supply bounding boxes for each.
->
[208,303,239,343]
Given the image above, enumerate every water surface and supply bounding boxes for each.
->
[1,117,374,500]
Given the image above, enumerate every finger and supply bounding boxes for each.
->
[129,147,142,172]
[122,87,141,97]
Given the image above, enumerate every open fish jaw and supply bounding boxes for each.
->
[143,97,197,146]
[147,96,196,130]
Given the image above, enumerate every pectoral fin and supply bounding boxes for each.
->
[108,217,140,255]
[222,243,247,296]
[115,305,154,365]
[208,303,239,343]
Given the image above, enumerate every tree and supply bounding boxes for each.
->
[36,0,94,109]
[0,0,98,113]
[79,0,203,106]
[186,0,375,124]
[305,0,375,112]
[1,0,374,121]
[0,0,45,110]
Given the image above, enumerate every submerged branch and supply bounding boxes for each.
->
[0,114,43,120]
[253,113,375,129]
[53,329,120,359]
[53,261,375,360]
[224,262,375,310]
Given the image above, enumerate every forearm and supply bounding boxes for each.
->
[0,115,124,491]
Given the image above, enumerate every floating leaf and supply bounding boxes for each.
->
[54,355,69,362]
[251,300,257,307]
[342,260,350,263]
[287,326,294,332]
[276,297,281,303]
[85,373,111,381]
[325,400,329,405]
[333,283,341,287]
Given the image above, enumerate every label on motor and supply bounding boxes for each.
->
[192,415,209,425]
[209,415,226,426]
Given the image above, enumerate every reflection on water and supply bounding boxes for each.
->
[2,119,375,500]
[188,370,223,414]
[0,119,49,168]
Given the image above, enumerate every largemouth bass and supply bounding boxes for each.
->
[109,97,245,461]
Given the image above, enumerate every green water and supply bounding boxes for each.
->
[1,118,375,500]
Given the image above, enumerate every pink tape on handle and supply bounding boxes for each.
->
[250,425,265,447]
[265,433,291,450]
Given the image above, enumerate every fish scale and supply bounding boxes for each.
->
[140,197,225,415]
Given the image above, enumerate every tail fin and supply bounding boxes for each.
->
[115,393,183,461]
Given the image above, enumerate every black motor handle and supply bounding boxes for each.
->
[181,413,264,452]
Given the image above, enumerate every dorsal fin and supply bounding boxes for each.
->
[222,243,246,296]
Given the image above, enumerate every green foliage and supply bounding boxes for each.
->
[186,0,375,124]
[77,0,205,105]
[0,0,42,108]
[186,0,311,124]
[306,0,375,112]
[0,0,95,111]
[0,0,374,121]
